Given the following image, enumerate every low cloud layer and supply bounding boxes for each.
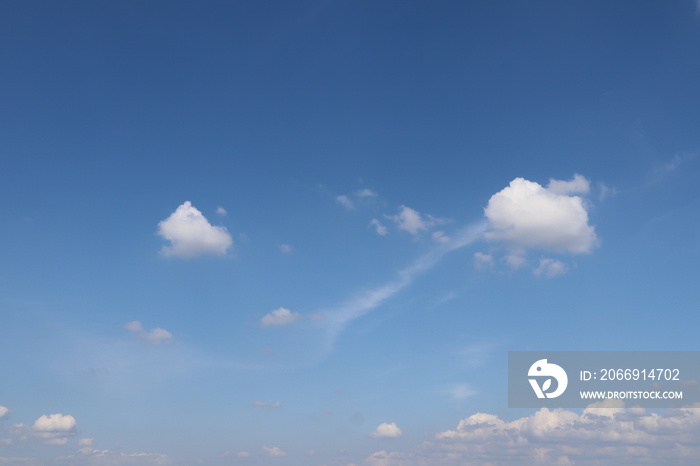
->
[366,402,700,465]
[157,201,233,258]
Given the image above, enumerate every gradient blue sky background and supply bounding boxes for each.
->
[2,1,700,465]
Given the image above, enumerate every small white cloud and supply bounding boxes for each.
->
[260,307,301,327]
[78,438,94,447]
[484,176,598,254]
[262,446,287,457]
[546,173,590,195]
[32,414,77,446]
[236,451,251,458]
[158,201,233,257]
[533,258,569,278]
[253,401,281,408]
[366,450,403,465]
[388,205,446,236]
[473,252,493,268]
[503,253,527,270]
[279,244,293,254]
[597,182,618,201]
[0,406,8,418]
[355,188,377,197]
[432,231,450,244]
[369,219,388,236]
[216,206,227,216]
[336,195,355,210]
[450,384,477,400]
[125,321,174,345]
[371,422,403,439]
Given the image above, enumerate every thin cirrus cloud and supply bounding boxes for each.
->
[322,222,486,348]
[157,201,233,258]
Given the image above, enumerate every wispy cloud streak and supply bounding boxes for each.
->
[321,221,486,346]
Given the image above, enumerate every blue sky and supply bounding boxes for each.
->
[1,1,700,465]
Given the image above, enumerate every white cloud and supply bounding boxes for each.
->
[432,231,450,244]
[336,195,355,210]
[157,201,233,258]
[533,258,569,278]
[473,252,493,268]
[216,206,227,216]
[322,223,486,349]
[430,403,700,464]
[125,321,174,345]
[253,401,281,408]
[503,253,527,269]
[355,188,377,197]
[236,451,251,458]
[32,414,76,445]
[450,384,477,400]
[78,438,94,447]
[0,407,8,419]
[388,206,446,236]
[261,307,301,327]
[279,244,293,253]
[71,447,174,465]
[366,450,403,466]
[484,176,598,254]
[546,173,590,195]
[262,445,287,457]
[369,219,389,236]
[372,422,403,439]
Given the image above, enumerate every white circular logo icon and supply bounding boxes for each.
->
[528,359,568,399]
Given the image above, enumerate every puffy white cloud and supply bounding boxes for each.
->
[157,201,233,258]
[260,307,301,327]
[0,406,8,418]
[533,258,569,278]
[261,445,287,457]
[388,206,445,236]
[484,176,598,255]
[430,404,700,464]
[369,219,389,236]
[32,414,76,445]
[372,422,403,439]
[216,206,227,216]
[125,321,174,345]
